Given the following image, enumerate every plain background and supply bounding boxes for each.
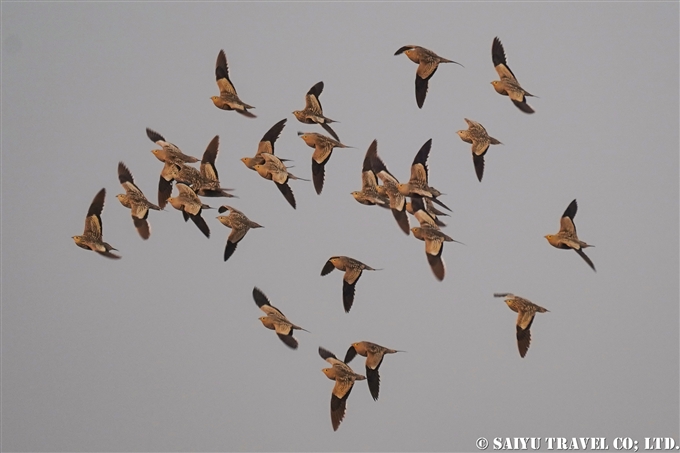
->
[2,2,678,451]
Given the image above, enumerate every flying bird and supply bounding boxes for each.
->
[116,162,161,240]
[351,140,389,208]
[293,81,340,141]
[166,183,212,238]
[241,119,289,170]
[72,188,120,259]
[494,293,549,358]
[397,139,451,211]
[545,199,596,271]
[319,347,366,431]
[147,128,200,164]
[394,45,463,108]
[406,197,448,228]
[410,196,461,281]
[173,135,235,198]
[253,153,307,209]
[344,341,402,401]
[298,132,350,195]
[211,49,256,118]
[456,118,502,182]
[491,37,536,114]
[370,148,410,235]
[252,287,308,349]
[216,205,263,261]
[321,256,379,313]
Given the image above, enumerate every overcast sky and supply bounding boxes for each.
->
[2,2,678,452]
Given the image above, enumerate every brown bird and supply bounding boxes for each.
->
[298,131,350,195]
[147,128,200,164]
[319,346,366,431]
[253,153,307,209]
[211,49,255,118]
[216,205,263,261]
[241,119,289,170]
[252,287,308,349]
[173,135,235,198]
[344,341,402,401]
[545,199,596,271]
[406,197,448,228]
[72,188,121,259]
[394,45,463,108]
[397,139,451,211]
[351,140,389,208]
[410,197,461,281]
[456,118,502,182]
[494,293,549,358]
[321,256,379,313]
[370,148,410,235]
[293,81,340,141]
[166,183,212,238]
[491,37,536,114]
[116,162,161,240]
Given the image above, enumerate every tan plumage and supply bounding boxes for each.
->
[211,49,256,118]
[410,197,461,281]
[406,197,448,228]
[456,118,502,182]
[292,81,340,141]
[253,153,307,209]
[396,139,451,211]
[252,287,308,349]
[298,131,350,195]
[394,45,463,108]
[319,347,366,431]
[72,188,121,259]
[344,341,402,401]
[166,183,212,238]
[321,256,379,313]
[491,37,536,114]
[241,119,288,170]
[369,147,410,235]
[116,162,161,240]
[494,293,548,358]
[172,135,235,198]
[351,140,389,208]
[216,205,262,262]
[147,128,200,164]
[545,199,596,271]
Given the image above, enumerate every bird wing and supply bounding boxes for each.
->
[257,119,287,155]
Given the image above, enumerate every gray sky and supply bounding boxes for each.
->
[2,2,678,452]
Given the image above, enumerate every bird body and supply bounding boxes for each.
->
[293,81,340,141]
[252,287,307,349]
[352,140,389,207]
[394,45,463,108]
[72,188,120,259]
[252,152,305,209]
[396,139,451,211]
[321,256,379,313]
[491,37,535,114]
[319,347,365,431]
[344,341,401,401]
[545,199,596,271]
[116,162,160,240]
[370,148,410,234]
[241,119,288,170]
[298,131,350,195]
[167,183,211,238]
[147,128,200,163]
[494,293,548,358]
[211,49,256,117]
[216,205,262,261]
[456,118,502,182]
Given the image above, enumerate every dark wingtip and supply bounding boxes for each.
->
[394,46,411,55]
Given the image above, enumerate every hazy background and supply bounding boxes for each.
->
[2,2,678,452]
